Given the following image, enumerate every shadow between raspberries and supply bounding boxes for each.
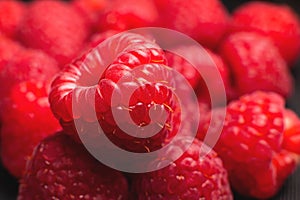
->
[0,163,18,200]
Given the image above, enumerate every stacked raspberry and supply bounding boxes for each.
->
[197,92,299,198]
[0,0,300,200]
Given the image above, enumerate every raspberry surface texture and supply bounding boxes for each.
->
[0,0,298,199]
[73,0,108,31]
[19,0,89,66]
[283,109,300,155]
[133,137,233,200]
[50,33,180,152]
[198,91,298,198]
[17,132,129,200]
[232,1,300,65]
[219,32,293,98]
[0,35,23,72]
[1,81,61,178]
[0,48,59,101]
[154,0,230,49]
[0,0,26,39]
[97,0,158,32]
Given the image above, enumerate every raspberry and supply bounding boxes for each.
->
[0,35,23,72]
[19,0,89,66]
[1,80,61,178]
[196,48,233,106]
[154,0,230,49]
[89,30,120,48]
[0,0,26,39]
[97,0,158,32]
[49,33,180,152]
[198,91,297,198]
[165,46,202,90]
[219,32,293,98]
[17,132,129,200]
[283,109,300,155]
[272,150,298,188]
[0,48,59,102]
[132,137,233,199]
[283,109,300,132]
[231,1,300,65]
[73,0,108,31]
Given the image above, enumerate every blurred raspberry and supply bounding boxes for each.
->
[196,48,233,106]
[89,30,120,48]
[154,0,230,49]
[0,35,23,72]
[19,0,89,67]
[1,80,61,178]
[97,0,158,32]
[283,109,300,155]
[165,46,202,90]
[219,32,293,98]
[232,1,300,65]
[0,48,59,101]
[73,0,108,32]
[0,0,26,39]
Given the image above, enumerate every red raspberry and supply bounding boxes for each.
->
[0,35,23,71]
[196,48,233,106]
[72,0,108,31]
[18,132,129,200]
[89,30,120,48]
[154,0,230,49]
[1,80,61,178]
[50,33,180,152]
[0,0,26,39]
[272,150,298,188]
[132,137,233,199]
[198,91,297,198]
[283,109,300,132]
[19,0,89,67]
[165,46,202,90]
[97,0,158,32]
[0,48,59,101]
[231,1,300,65]
[219,32,293,98]
[283,109,300,155]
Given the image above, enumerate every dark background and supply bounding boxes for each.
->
[1,0,300,199]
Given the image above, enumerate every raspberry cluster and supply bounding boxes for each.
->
[0,0,300,199]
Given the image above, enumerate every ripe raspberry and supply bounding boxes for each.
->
[165,46,202,90]
[73,0,108,31]
[19,0,89,66]
[89,30,120,48]
[0,48,59,101]
[231,1,300,65]
[154,0,230,49]
[132,137,233,199]
[0,0,26,39]
[196,48,233,106]
[17,132,129,200]
[272,150,298,188]
[198,91,297,199]
[283,109,300,155]
[219,32,293,98]
[1,80,61,178]
[50,33,180,152]
[283,109,300,132]
[97,0,158,32]
[0,35,23,71]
